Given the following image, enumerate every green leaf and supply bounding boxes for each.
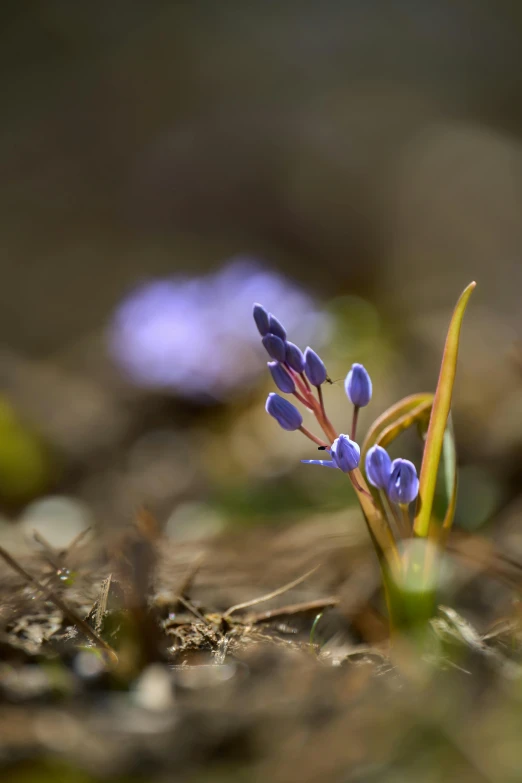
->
[413,282,476,538]
[441,414,458,531]
[361,393,434,462]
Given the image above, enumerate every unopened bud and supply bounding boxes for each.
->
[268,362,296,394]
[285,342,305,374]
[331,434,360,472]
[345,363,372,407]
[265,393,303,431]
[268,314,287,341]
[262,333,287,363]
[388,459,419,505]
[365,445,392,489]
[304,347,327,386]
[253,303,270,336]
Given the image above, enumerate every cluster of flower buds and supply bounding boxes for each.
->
[365,446,419,507]
[254,303,419,513]
[254,304,326,392]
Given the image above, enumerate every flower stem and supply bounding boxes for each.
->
[386,498,411,539]
[293,390,313,408]
[300,372,312,392]
[314,408,338,443]
[299,426,329,448]
[348,467,401,571]
[291,369,311,398]
[311,388,337,443]
[351,405,359,441]
[348,470,373,498]
[317,384,326,417]
[398,503,412,538]
[377,490,401,540]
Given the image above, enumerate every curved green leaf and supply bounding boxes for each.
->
[361,393,434,462]
[441,414,458,531]
[413,282,476,538]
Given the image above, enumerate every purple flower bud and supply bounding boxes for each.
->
[304,347,327,386]
[285,341,305,374]
[268,314,287,341]
[265,393,303,431]
[268,362,296,394]
[331,434,360,472]
[388,459,419,505]
[345,363,372,407]
[365,445,392,489]
[262,333,287,363]
[253,303,270,336]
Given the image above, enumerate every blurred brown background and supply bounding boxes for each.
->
[1,0,522,549]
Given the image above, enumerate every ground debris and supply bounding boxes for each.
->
[1,521,522,781]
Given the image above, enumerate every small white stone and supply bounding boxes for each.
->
[132,664,175,711]
[20,495,92,549]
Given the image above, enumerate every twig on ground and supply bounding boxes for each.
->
[224,565,321,619]
[0,544,118,665]
[94,574,113,635]
[175,554,205,601]
[247,596,339,624]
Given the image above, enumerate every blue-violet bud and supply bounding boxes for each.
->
[365,445,392,490]
[331,434,360,472]
[268,314,287,341]
[285,341,305,374]
[265,393,303,431]
[304,347,327,386]
[388,459,419,505]
[253,303,270,336]
[262,333,287,363]
[345,363,372,407]
[268,362,296,394]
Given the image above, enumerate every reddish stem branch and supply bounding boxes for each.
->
[317,384,326,418]
[288,367,309,397]
[300,372,312,392]
[299,425,329,448]
[348,470,373,499]
[293,390,313,407]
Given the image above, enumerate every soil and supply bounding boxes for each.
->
[1,513,522,783]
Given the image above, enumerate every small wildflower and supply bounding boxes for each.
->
[268,362,296,394]
[285,341,305,374]
[304,347,327,386]
[331,434,360,472]
[365,445,392,489]
[345,363,372,407]
[262,333,287,363]
[388,459,419,505]
[265,393,303,431]
[253,303,270,336]
[268,314,287,341]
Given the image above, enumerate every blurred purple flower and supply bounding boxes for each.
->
[108,258,327,399]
